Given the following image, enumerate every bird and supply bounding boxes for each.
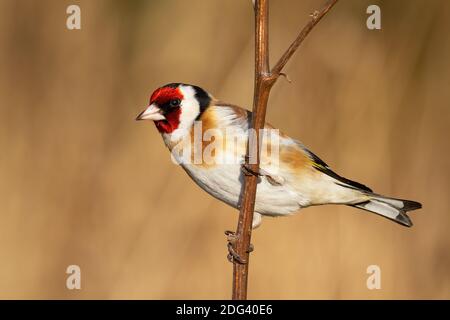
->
[136,83,422,230]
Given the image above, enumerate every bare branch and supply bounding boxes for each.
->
[230,0,339,300]
[271,0,339,76]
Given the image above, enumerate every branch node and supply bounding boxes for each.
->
[241,164,261,177]
[279,72,292,83]
[310,10,320,19]
[262,73,278,84]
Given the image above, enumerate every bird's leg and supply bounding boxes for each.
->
[224,230,254,264]
[224,230,246,264]
[241,155,259,176]
[241,156,262,184]
[241,158,284,186]
[241,163,261,177]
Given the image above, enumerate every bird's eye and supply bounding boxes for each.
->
[170,99,181,107]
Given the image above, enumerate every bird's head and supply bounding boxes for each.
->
[136,83,212,134]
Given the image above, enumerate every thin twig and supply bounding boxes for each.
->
[230,0,339,300]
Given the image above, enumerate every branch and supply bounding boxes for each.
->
[230,0,339,300]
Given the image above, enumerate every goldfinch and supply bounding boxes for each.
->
[136,83,422,229]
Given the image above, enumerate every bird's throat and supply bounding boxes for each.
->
[154,107,181,134]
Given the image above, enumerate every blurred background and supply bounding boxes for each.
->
[0,0,449,299]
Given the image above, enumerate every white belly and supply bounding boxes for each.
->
[181,163,303,216]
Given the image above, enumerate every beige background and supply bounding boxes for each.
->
[0,0,449,299]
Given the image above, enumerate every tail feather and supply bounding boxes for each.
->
[350,194,422,227]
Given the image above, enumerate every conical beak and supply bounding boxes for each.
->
[136,104,166,121]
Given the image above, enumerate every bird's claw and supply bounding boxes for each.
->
[225,230,238,243]
[225,230,254,264]
[241,164,263,184]
[241,163,283,186]
[241,163,261,177]
[227,243,247,264]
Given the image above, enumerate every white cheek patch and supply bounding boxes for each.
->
[177,85,200,130]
